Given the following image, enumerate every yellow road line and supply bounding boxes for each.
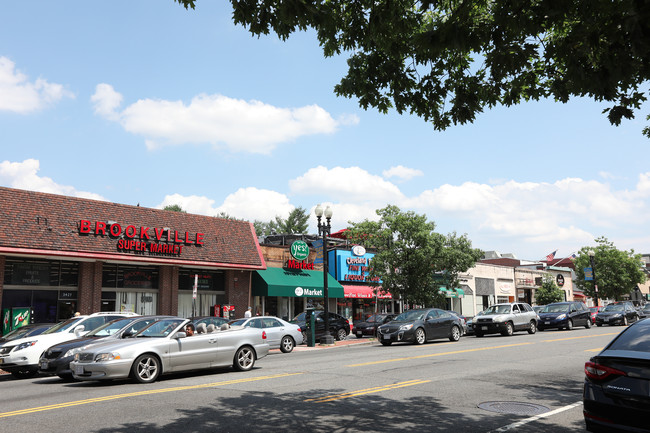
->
[347,342,533,367]
[585,348,603,352]
[307,379,431,403]
[542,332,618,343]
[0,372,302,418]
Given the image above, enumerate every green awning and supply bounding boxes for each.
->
[439,287,465,298]
[252,267,344,298]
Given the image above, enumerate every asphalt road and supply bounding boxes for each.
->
[0,325,625,432]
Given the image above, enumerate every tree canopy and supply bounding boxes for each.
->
[534,274,564,305]
[574,237,646,301]
[163,204,186,212]
[345,205,482,306]
[254,206,310,235]
[175,0,650,137]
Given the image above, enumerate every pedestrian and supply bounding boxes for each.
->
[244,306,252,318]
[74,312,81,317]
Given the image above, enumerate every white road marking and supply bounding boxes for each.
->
[488,401,583,432]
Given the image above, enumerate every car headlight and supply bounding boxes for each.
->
[612,314,622,318]
[64,347,85,358]
[556,314,566,320]
[95,352,121,362]
[399,324,413,331]
[14,341,37,351]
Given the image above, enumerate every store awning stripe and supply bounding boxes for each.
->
[252,267,344,298]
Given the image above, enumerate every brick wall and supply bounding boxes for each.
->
[159,266,179,315]
[78,262,103,314]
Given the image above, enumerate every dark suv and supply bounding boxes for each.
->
[538,301,591,331]
[292,311,350,342]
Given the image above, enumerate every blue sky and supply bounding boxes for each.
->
[1,1,649,260]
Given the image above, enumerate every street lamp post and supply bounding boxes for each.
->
[315,204,334,345]
[588,250,599,307]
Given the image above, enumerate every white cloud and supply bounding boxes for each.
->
[91,84,346,154]
[0,57,73,113]
[0,159,105,200]
[382,165,424,181]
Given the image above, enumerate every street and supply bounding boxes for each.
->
[0,325,623,432]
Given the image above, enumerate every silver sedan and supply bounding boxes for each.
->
[229,316,303,353]
[69,317,269,383]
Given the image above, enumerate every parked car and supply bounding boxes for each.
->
[538,301,592,331]
[39,316,167,379]
[352,313,396,338]
[465,311,485,336]
[376,308,463,345]
[190,316,229,329]
[642,304,650,317]
[70,317,270,383]
[472,303,537,337]
[589,306,604,324]
[533,305,545,314]
[0,312,138,379]
[229,316,303,353]
[594,302,641,327]
[291,311,350,342]
[583,318,650,432]
[0,323,55,344]
[445,311,468,335]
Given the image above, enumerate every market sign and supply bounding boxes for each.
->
[556,274,565,287]
[290,240,309,261]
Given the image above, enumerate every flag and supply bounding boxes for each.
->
[545,250,557,261]
[569,253,577,260]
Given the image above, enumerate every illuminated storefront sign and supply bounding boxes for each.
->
[331,249,381,283]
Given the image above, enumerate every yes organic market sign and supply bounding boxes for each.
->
[290,240,309,261]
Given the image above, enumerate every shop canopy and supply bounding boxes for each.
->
[343,285,392,299]
[252,267,344,298]
[439,287,465,298]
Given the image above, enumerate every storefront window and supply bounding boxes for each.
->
[3,258,78,287]
[178,269,225,291]
[177,269,225,318]
[102,264,159,288]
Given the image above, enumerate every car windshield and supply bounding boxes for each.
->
[292,313,306,322]
[135,319,184,338]
[607,321,650,352]
[42,317,83,334]
[2,326,43,341]
[394,310,426,321]
[542,304,569,313]
[604,304,624,312]
[484,305,512,315]
[364,314,381,323]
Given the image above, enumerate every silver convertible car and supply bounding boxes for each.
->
[69,317,270,383]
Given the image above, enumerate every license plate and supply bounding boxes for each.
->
[605,318,609,322]
[545,322,550,325]
[481,326,488,331]
[383,334,390,340]
[41,361,48,370]
[74,365,84,375]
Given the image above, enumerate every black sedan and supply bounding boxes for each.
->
[39,316,165,379]
[594,303,641,327]
[352,313,396,338]
[376,308,463,345]
[291,311,350,342]
[584,318,650,432]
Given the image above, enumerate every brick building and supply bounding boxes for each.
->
[0,187,265,326]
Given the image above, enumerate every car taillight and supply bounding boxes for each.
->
[296,327,301,332]
[262,331,267,340]
[585,361,626,380]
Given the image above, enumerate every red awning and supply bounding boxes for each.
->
[573,290,586,298]
[343,285,392,299]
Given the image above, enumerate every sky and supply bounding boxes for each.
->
[1,1,649,261]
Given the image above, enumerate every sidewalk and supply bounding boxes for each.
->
[272,337,376,353]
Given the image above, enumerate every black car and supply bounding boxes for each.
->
[0,323,54,344]
[537,301,591,331]
[352,313,396,338]
[291,311,350,342]
[376,308,463,345]
[584,318,650,432]
[39,316,165,379]
[594,302,641,327]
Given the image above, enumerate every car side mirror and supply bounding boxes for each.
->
[74,325,85,337]
[122,330,134,338]
[174,331,187,339]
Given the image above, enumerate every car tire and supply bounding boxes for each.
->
[623,316,628,326]
[233,346,255,371]
[527,320,537,334]
[380,340,392,346]
[449,325,461,342]
[501,322,513,336]
[10,368,38,379]
[336,328,348,341]
[414,328,426,345]
[566,319,573,330]
[131,354,160,383]
[585,319,591,329]
[301,330,308,344]
[280,336,295,353]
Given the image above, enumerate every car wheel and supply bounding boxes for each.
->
[380,340,392,346]
[280,336,295,353]
[585,319,592,329]
[131,354,160,383]
[623,316,628,326]
[449,325,461,342]
[501,322,513,336]
[336,328,348,341]
[566,319,573,330]
[527,320,537,334]
[301,330,308,344]
[233,346,255,371]
[10,368,38,379]
[414,328,426,345]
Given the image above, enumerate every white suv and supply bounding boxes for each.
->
[472,303,538,337]
[0,312,138,379]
